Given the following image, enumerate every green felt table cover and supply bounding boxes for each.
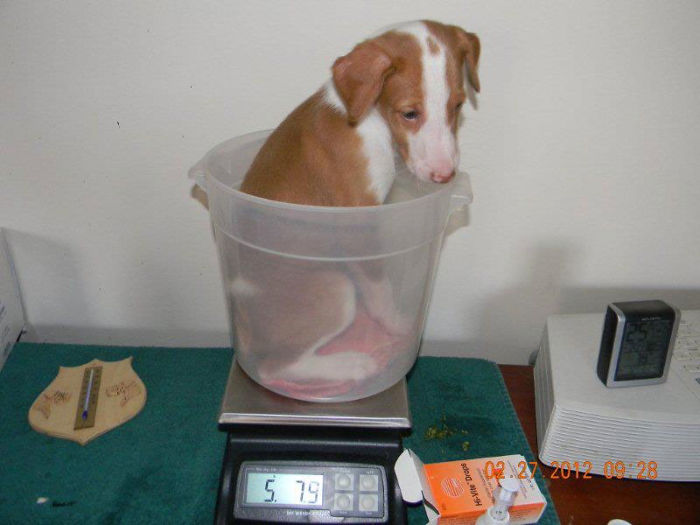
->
[0,343,558,524]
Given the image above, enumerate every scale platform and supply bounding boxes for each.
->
[215,360,411,524]
[218,359,412,429]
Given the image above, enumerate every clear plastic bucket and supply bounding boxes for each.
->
[190,130,471,402]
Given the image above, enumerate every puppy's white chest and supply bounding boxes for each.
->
[357,109,396,202]
[356,110,396,203]
[323,82,396,203]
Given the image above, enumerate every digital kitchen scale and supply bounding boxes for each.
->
[215,360,412,524]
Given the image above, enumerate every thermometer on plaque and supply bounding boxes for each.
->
[82,368,96,420]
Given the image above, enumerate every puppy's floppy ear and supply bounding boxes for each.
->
[332,41,393,125]
[455,29,481,93]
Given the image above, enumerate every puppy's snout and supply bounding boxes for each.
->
[430,169,455,183]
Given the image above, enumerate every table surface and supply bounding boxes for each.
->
[499,365,700,525]
[2,344,558,525]
[2,344,695,524]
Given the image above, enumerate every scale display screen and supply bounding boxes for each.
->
[245,472,323,506]
[234,461,388,523]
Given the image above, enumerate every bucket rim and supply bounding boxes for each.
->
[191,130,471,215]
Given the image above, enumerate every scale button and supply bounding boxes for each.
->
[359,494,379,512]
[333,493,354,512]
[359,474,379,491]
[335,473,354,490]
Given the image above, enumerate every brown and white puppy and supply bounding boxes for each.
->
[233,21,480,398]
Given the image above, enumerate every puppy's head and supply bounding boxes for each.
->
[332,20,480,184]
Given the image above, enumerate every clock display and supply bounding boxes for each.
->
[614,320,673,381]
[597,300,679,387]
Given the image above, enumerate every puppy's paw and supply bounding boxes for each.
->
[344,352,380,382]
[229,276,259,298]
[365,296,414,336]
[357,276,413,336]
[377,310,415,336]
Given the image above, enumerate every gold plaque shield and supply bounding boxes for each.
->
[28,357,147,445]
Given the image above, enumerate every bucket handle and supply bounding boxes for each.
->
[188,159,208,194]
[449,171,474,215]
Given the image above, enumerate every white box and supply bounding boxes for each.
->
[395,449,546,525]
[0,229,25,370]
[535,311,700,481]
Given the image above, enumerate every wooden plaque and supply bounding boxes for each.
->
[28,357,146,445]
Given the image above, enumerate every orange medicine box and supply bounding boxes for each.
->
[395,450,547,525]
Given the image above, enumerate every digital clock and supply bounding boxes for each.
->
[596,300,680,387]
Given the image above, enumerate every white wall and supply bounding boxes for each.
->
[2,1,699,364]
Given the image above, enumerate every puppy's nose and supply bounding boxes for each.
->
[430,170,455,183]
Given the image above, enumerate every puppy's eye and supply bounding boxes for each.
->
[401,110,419,121]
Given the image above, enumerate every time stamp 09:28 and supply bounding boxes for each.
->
[484,460,660,480]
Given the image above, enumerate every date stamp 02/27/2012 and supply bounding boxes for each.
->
[484,460,660,481]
